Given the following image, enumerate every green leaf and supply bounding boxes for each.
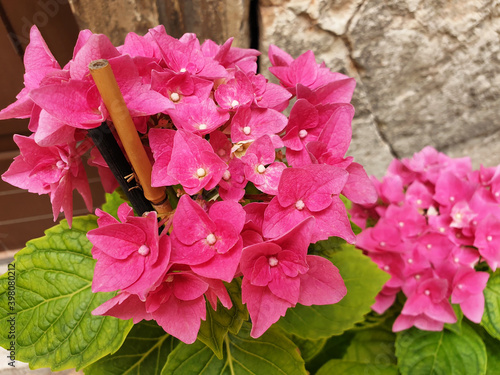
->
[287,334,327,362]
[309,236,356,259]
[316,359,399,375]
[482,272,500,340]
[483,331,500,375]
[352,307,398,331]
[197,278,248,359]
[102,189,128,219]
[340,195,352,210]
[339,196,361,234]
[444,304,463,335]
[278,248,390,339]
[244,182,262,196]
[84,321,178,375]
[395,323,487,375]
[304,331,355,374]
[161,323,306,375]
[0,216,133,371]
[343,326,396,365]
[472,325,500,375]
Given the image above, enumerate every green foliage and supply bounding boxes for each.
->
[244,182,261,195]
[316,359,399,375]
[482,272,500,340]
[84,321,178,375]
[343,326,396,365]
[309,236,355,258]
[304,332,355,374]
[339,195,362,234]
[395,322,487,375]
[444,304,463,335]
[308,320,397,374]
[0,216,133,371]
[197,279,248,359]
[278,247,390,339]
[161,323,306,375]
[482,330,500,375]
[287,334,327,362]
[472,325,500,375]
[101,189,128,219]
[5,192,495,375]
[352,307,398,331]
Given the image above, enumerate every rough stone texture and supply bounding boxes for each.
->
[258,1,394,177]
[259,0,500,176]
[158,0,251,48]
[68,0,160,45]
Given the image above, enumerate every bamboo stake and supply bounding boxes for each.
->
[89,59,171,215]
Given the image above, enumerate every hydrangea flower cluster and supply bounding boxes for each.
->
[351,146,496,332]
[1,26,377,343]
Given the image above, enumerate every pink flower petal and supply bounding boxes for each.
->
[30,81,104,128]
[172,273,209,301]
[242,278,293,338]
[191,239,243,282]
[87,223,146,259]
[92,254,145,292]
[298,255,346,306]
[92,292,152,324]
[152,295,207,344]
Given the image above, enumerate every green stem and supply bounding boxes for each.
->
[224,335,235,375]
[166,186,179,209]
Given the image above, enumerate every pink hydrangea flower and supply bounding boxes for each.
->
[398,278,457,332]
[160,129,227,194]
[241,135,286,195]
[285,103,354,168]
[353,146,499,332]
[1,27,370,343]
[145,269,231,344]
[93,268,232,344]
[241,218,346,338]
[451,267,489,323]
[1,135,92,226]
[215,70,255,110]
[151,69,213,105]
[170,195,245,282]
[268,48,352,95]
[230,107,288,144]
[249,73,292,111]
[92,291,153,324]
[31,54,173,131]
[167,98,230,135]
[474,214,500,270]
[202,36,260,73]
[218,157,247,201]
[150,26,228,80]
[0,25,60,120]
[262,164,353,243]
[87,203,171,300]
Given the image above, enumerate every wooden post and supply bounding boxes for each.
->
[67,0,159,45]
[156,0,251,48]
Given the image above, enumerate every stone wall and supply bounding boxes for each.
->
[68,0,500,177]
[259,0,500,176]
